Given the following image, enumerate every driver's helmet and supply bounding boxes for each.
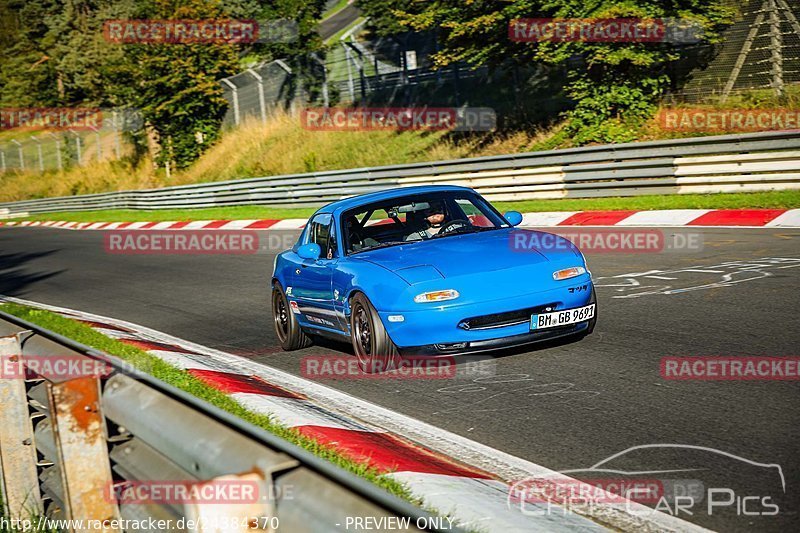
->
[423,200,445,218]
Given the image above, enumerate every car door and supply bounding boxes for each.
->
[292,213,341,331]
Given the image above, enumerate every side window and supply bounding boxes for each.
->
[456,198,493,227]
[307,214,335,259]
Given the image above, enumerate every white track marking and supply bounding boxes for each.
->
[614,210,710,226]
[269,219,309,230]
[124,221,151,229]
[149,221,177,230]
[766,208,800,227]
[232,393,380,431]
[594,257,800,298]
[182,220,217,229]
[520,212,579,227]
[217,220,260,230]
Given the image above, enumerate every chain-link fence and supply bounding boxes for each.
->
[220,22,573,129]
[219,60,302,128]
[0,110,139,173]
[669,0,800,103]
[222,4,800,128]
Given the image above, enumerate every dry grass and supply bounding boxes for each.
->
[0,160,159,201]
[175,113,455,184]
[0,111,564,202]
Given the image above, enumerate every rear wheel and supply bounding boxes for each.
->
[350,292,400,373]
[272,282,313,350]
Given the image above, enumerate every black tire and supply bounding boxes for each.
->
[349,292,400,374]
[272,282,313,351]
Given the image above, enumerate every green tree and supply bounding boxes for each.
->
[119,0,240,169]
[387,0,735,144]
[356,0,413,37]
[0,0,326,169]
[0,0,138,107]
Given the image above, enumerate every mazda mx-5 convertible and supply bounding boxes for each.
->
[271,185,596,371]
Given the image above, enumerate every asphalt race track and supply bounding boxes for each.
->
[1,226,798,532]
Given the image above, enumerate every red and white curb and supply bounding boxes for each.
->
[1,209,799,230]
[0,219,308,230]
[0,295,709,533]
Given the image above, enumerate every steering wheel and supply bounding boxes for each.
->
[438,219,471,234]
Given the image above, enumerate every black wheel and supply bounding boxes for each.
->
[350,292,400,373]
[272,282,313,351]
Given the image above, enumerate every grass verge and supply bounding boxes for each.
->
[6,190,800,224]
[322,0,350,19]
[0,302,420,506]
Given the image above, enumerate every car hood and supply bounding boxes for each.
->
[352,228,581,284]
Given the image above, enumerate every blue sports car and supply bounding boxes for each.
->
[271,185,596,372]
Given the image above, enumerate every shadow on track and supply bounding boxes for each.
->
[0,250,64,296]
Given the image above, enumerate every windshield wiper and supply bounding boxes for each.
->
[473,226,502,232]
[350,241,406,254]
[428,225,504,240]
[429,226,483,239]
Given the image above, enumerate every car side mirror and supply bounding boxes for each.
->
[504,211,523,227]
[298,243,321,260]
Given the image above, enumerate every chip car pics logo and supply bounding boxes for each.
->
[508,444,785,517]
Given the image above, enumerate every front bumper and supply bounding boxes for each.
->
[378,280,594,352]
[399,322,590,356]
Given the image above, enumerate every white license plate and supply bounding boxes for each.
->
[530,304,595,330]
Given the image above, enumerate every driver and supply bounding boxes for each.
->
[405,200,447,241]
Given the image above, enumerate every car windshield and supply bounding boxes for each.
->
[344,192,508,255]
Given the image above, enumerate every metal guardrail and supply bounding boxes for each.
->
[1,131,799,216]
[0,311,456,532]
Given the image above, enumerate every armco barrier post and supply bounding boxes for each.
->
[0,334,43,520]
[46,375,120,531]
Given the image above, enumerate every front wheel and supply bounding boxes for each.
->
[349,292,400,373]
[272,282,313,351]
